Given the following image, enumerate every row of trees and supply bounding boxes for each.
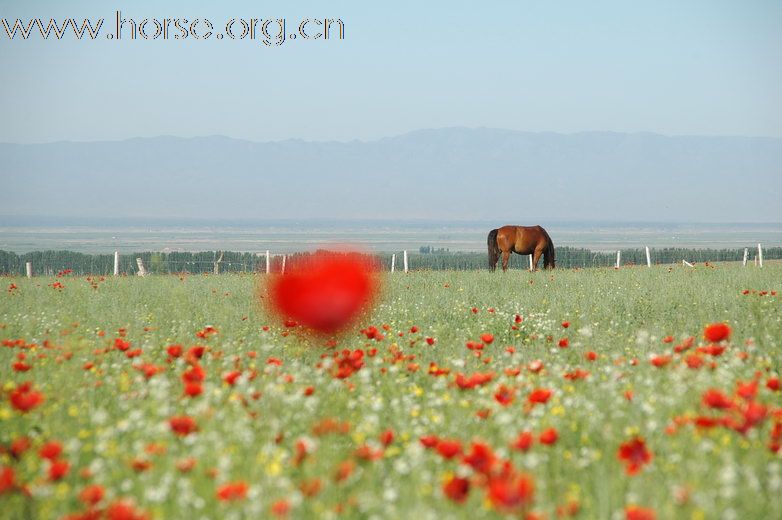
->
[1,247,777,276]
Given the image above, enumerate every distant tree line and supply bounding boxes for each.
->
[0,247,778,276]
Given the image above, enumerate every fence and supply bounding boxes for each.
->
[1,245,779,277]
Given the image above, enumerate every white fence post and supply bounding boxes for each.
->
[645,246,651,267]
[615,250,621,269]
[213,251,224,275]
[742,248,748,267]
[391,253,396,273]
[136,258,148,277]
[25,261,32,278]
[403,250,408,273]
[758,243,763,268]
[281,255,287,274]
[113,251,120,276]
[265,250,270,274]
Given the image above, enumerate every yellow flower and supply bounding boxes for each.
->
[55,483,70,499]
[266,461,282,476]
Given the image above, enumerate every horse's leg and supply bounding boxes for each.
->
[532,248,543,272]
[501,251,510,272]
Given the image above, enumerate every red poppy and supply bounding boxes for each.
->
[223,371,241,386]
[558,338,569,348]
[183,381,203,397]
[0,466,15,494]
[271,499,291,517]
[166,344,183,358]
[511,431,534,452]
[354,444,383,461]
[426,337,436,345]
[702,389,733,409]
[182,364,206,383]
[267,252,379,334]
[48,459,70,481]
[462,442,496,475]
[443,476,470,503]
[216,481,249,501]
[187,345,206,359]
[487,472,535,512]
[39,441,63,460]
[334,460,355,482]
[10,437,31,458]
[299,477,323,497]
[494,385,515,406]
[528,388,553,405]
[685,354,704,369]
[435,439,463,459]
[481,333,495,344]
[105,500,148,520]
[79,484,105,506]
[539,428,559,445]
[736,379,758,400]
[767,377,780,391]
[697,344,726,357]
[379,429,394,446]
[169,416,198,436]
[617,437,653,475]
[650,355,671,368]
[9,382,44,413]
[703,323,731,343]
[114,338,130,351]
[176,458,197,473]
[585,351,598,361]
[625,505,656,520]
[420,435,439,448]
[12,361,31,372]
[564,369,590,380]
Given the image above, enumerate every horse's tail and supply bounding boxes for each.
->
[541,227,556,269]
[487,229,500,271]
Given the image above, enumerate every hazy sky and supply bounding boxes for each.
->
[1,0,780,143]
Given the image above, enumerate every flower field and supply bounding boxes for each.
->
[1,264,780,519]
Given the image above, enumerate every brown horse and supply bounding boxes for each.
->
[488,225,555,271]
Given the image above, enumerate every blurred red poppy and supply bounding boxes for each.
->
[625,505,656,520]
[704,323,731,343]
[267,252,379,334]
[617,437,653,475]
[443,476,470,503]
[216,481,248,501]
[169,416,198,436]
[10,382,44,413]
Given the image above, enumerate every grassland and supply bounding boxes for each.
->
[1,264,780,519]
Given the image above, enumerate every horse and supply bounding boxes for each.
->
[487,225,555,271]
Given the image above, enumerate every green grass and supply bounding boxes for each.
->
[1,264,780,519]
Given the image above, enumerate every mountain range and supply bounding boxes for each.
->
[2,128,780,222]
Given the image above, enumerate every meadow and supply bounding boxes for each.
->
[1,264,780,519]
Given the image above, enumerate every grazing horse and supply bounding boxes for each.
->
[488,225,555,271]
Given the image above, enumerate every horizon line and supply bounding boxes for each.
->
[2,126,781,146]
